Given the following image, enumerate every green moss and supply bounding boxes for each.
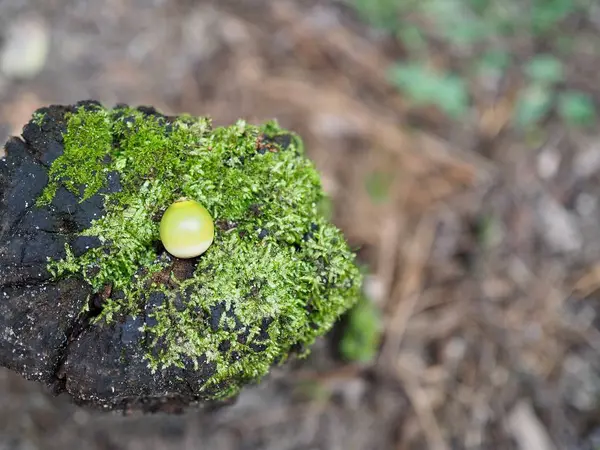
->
[32,111,46,126]
[41,104,361,399]
[38,107,112,204]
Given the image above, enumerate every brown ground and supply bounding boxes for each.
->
[2,1,600,449]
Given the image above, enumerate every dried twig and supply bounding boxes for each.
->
[378,213,437,368]
[507,401,557,450]
[375,180,411,302]
[397,360,449,450]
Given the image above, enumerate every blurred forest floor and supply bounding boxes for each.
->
[2,0,600,449]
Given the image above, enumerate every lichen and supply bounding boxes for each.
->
[39,104,361,399]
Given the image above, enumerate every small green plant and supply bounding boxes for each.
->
[524,54,564,84]
[293,379,332,403]
[339,294,383,364]
[514,55,563,128]
[388,63,469,118]
[514,54,595,129]
[318,194,334,221]
[513,84,554,129]
[352,0,400,31]
[475,213,502,250]
[364,170,395,204]
[557,90,597,127]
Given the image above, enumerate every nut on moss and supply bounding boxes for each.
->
[40,103,362,401]
[159,198,215,258]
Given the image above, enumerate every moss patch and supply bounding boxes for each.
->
[40,104,361,399]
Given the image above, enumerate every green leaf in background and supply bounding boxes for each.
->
[468,0,493,15]
[558,90,596,127]
[445,20,489,47]
[397,24,427,54]
[388,63,469,118]
[422,0,489,47]
[555,35,575,54]
[524,54,564,84]
[339,295,383,364]
[475,213,503,249]
[476,48,511,80]
[352,0,399,31]
[479,49,511,72]
[365,170,394,204]
[513,84,554,128]
[292,380,332,403]
[318,195,334,221]
[488,1,522,36]
[532,0,577,35]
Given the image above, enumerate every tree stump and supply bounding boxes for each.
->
[0,101,361,413]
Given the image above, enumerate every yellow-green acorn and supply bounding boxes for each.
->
[159,198,214,258]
